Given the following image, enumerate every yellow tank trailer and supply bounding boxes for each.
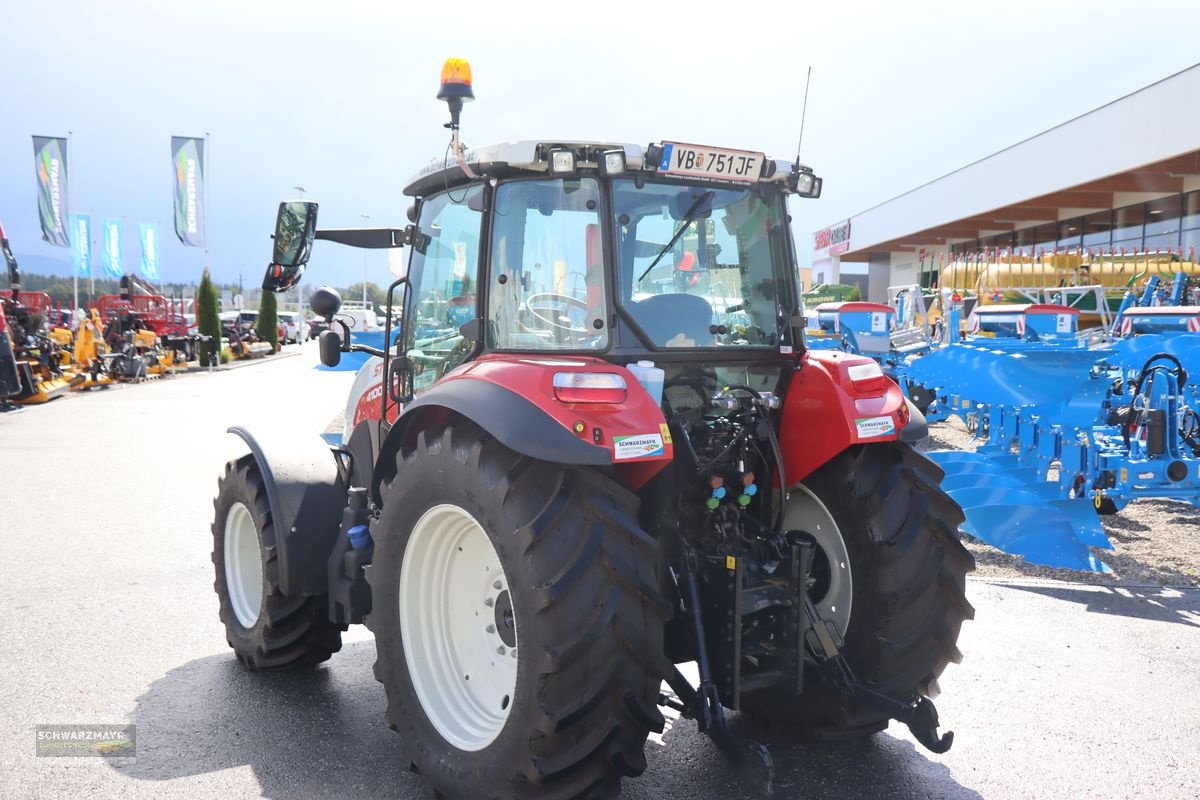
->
[939,253,1200,327]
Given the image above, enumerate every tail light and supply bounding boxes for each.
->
[553,372,627,404]
[846,361,887,392]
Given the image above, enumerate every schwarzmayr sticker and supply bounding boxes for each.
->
[854,416,895,439]
[613,433,664,460]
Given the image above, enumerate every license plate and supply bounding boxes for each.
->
[657,142,763,182]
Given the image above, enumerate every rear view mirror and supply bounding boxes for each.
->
[310,286,342,321]
[273,201,318,266]
[263,201,318,293]
[319,328,343,367]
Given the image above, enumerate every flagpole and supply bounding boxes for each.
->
[68,130,78,316]
[204,132,211,276]
[89,208,95,305]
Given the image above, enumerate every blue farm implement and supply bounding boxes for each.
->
[904,303,1200,572]
[805,301,934,383]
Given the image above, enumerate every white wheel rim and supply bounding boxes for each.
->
[224,501,264,628]
[782,486,853,636]
[400,504,517,752]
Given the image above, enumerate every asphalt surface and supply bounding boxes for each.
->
[2,345,1199,800]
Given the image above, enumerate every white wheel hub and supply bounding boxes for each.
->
[782,486,853,636]
[400,504,518,752]
[224,501,264,628]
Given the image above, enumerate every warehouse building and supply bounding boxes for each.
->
[812,62,1200,301]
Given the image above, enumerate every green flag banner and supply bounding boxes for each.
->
[171,136,206,247]
[33,136,70,247]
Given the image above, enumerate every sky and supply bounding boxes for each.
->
[2,0,1199,294]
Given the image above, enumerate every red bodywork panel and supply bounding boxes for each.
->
[16,291,52,312]
[438,354,673,489]
[96,294,174,334]
[352,360,401,428]
[779,350,908,482]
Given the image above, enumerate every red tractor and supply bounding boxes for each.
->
[212,59,973,799]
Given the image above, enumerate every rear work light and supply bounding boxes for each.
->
[552,372,627,404]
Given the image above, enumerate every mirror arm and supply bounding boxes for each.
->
[315,225,416,249]
[348,344,386,358]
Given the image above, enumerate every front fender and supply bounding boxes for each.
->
[228,426,346,596]
[779,351,914,482]
[373,355,673,500]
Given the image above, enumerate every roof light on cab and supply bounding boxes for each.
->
[545,146,576,176]
[599,148,626,176]
[437,58,474,102]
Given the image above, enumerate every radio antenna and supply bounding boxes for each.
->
[794,66,812,166]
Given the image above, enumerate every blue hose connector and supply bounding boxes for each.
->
[347,524,371,550]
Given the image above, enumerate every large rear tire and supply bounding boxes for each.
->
[211,456,343,669]
[740,442,974,737]
[366,422,671,800]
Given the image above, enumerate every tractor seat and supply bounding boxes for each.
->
[630,293,717,347]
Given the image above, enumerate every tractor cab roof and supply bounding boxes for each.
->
[403,139,810,198]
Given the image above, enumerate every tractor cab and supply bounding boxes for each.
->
[275,98,823,424]
[401,139,814,355]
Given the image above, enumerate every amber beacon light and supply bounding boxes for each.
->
[438,58,474,103]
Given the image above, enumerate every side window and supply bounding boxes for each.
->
[408,186,483,392]
[486,178,607,350]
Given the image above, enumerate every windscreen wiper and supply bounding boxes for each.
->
[638,190,714,283]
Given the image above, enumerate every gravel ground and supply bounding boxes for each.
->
[920,417,1200,587]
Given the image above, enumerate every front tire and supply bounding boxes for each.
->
[211,456,343,669]
[367,422,671,800]
[740,442,974,737]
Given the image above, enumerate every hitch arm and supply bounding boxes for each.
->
[664,546,775,798]
[801,582,954,754]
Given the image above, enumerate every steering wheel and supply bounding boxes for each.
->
[523,292,591,333]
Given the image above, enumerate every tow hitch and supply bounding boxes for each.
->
[661,532,954,797]
[662,544,775,798]
[798,545,954,754]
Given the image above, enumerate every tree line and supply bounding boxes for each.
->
[10,272,242,306]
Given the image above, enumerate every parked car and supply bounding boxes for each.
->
[278,312,307,344]
[219,311,239,339]
[237,311,259,335]
[307,317,329,340]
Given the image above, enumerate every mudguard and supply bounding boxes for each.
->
[373,354,672,501]
[228,426,346,596]
[779,350,914,482]
[899,398,928,442]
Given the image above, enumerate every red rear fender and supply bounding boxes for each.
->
[385,355,673,492]
[779,350,909,482]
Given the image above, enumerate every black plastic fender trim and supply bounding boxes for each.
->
[898,398,928,442]
[372,378,610,504]
[228,426,347,596]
